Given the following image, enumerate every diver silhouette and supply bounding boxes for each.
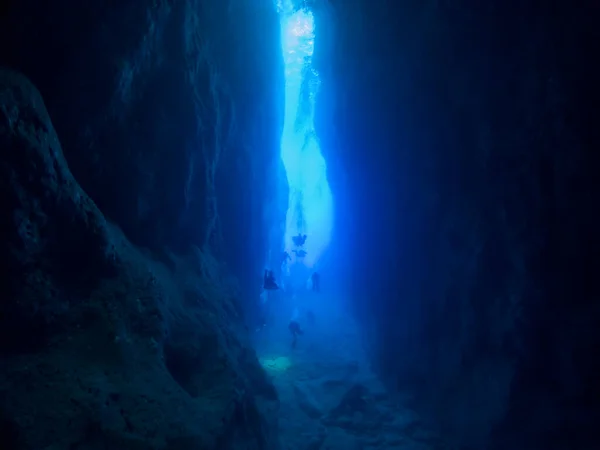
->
[289,319,304,349]
[311,271,320,292]
[292,233,307,247]
[292,249,307,258]
[289,308,304,349]
[282,251,291,264]
[263,270,279,290]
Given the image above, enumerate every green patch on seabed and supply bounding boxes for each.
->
[260,356,292,373]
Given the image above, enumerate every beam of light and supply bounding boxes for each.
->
[277,1,333,269]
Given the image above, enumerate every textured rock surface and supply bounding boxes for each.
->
[254,302,453,450]
[314,1,599,449]
[0,70,280,449]
[2,0,598,448]
[0,0,284,293]
[0,0,286,448]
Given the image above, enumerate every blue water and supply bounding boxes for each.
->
[277,1,333,269]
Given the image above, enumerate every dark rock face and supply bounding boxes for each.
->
[0,0,284,287]
[314,1,599,449]
[0,70,280,449]
[0,69,118,355]
[0,0,285,448]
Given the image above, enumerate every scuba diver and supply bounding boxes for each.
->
[311,271,320,292]
[282,250,291,265]
[293,249,307,258]
[255,315,267,332]
[263,270,279,290]
[288,308,304,349]
[292,233,307,247]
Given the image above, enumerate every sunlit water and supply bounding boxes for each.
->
[277,0,333,269]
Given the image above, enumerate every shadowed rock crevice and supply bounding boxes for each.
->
[313,1,599,449]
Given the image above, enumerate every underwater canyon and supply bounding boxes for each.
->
[0,0,598,449]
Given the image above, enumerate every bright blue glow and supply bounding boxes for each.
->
[278,2,333,268]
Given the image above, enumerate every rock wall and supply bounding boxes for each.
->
[314,1,599,449]
[0,0,284,292]
[0,0,286,448]
[0,70,280,449]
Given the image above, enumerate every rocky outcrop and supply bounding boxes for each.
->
[0,0,286,448]
[0,70,280,449]
[314,1,599,449]
[0,5,287,445]
[0,0,284,291]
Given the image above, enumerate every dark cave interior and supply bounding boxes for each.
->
[0,0,599,449]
